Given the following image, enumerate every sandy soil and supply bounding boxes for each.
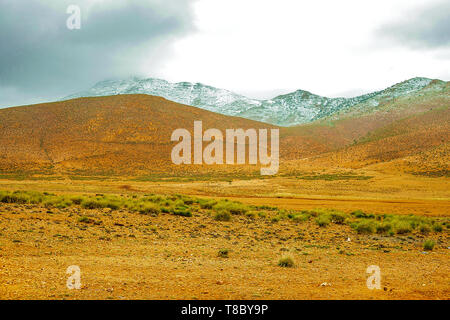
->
[0,202,448,300]
[0,172,448,300]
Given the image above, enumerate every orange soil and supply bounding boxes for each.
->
[0,202,448,300]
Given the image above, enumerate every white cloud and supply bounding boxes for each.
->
[155,0,450,98]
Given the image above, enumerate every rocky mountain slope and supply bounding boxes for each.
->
[1,81,448,176]
[63,77,438,126]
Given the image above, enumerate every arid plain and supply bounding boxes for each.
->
[0,81,449,299]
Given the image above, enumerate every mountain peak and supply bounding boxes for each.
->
[63,77,441,127]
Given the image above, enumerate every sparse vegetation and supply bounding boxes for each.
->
[394,221,413,234]
[354,220,376,234]
[291,173,373,181]
[213,200,249,215]
[315,215,331,227]
[278,256,295,268]
[419,224,431,234]
[218,249,229,258]
[78,216,92,224]
[0,190,447,240]
[138,203,161,215]
[214,211,231,221]
[376,222,392,234]
[423,240,435,251]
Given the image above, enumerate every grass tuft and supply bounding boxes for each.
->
[278,256,295,268]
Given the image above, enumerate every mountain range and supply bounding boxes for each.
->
[63,77,442,126]
[0,77,448,177]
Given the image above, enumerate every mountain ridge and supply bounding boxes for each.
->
[1,81,448,177]
[63,76,442,126]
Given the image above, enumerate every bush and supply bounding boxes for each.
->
[355,220,375,234]
[394,221,412,234]
[214,211,231,221]
[351,210,374,219]
[70,196,85,205]
[0,191,31,204]
[271,215,281,223]
[138,203,161,215]
[278,256,295,268]
[330,212,347,224]
[315,215,330,227]
[218,249,229,258]
[292,213,310,223]
[419,224,431,234]
[423,240,435,251]
[376,222,392,234]
[182,197,194,205]
[433,224,443,232]
[171,207,192,217]
[81,199,106,209]
[199,199,217,209]
[213,201,249,215]
[78,216,92,223]
[245,211,256,219]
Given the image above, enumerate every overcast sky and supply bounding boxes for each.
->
[0,0,449,107]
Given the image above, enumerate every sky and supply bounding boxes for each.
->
[0,0,449,107]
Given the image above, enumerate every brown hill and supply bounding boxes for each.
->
[281,81,450,175]
[0,95,277,176]
[0,83,448,177]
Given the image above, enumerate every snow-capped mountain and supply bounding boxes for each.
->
[63,77,437,126]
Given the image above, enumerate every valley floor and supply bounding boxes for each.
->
[0,171,448,300]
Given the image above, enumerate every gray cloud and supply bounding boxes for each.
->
[377,1,450,49]
[0,0,196,107]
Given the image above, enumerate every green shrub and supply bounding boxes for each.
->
[213,201,249,215]
[278,256,295,268]
[355,220,375,234]
[78,216,92,223]
[351,210,374,219]
[423,239,435,251]
[70,196,85,205]
[292,213,310,223]
[376,222,392,234]
[214,211,231,221]
[245,211,256,219]
[433,224,443,232]
[199,199,217,209]
[218,249,229,258]
[271,215,281,223]
[171,207,192,217]
[81,199,106,209]
[330,212,347,224]
[315,215,330,227]
[394,221,412,234]
[0,191,29,204]
[138,203,161,215]
[182,197,194,205]
[419,224,431,234]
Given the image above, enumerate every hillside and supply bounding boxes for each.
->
[282,80,450,175]
[0,95,276,176]
[0,83,448,177]
[63,77,438,126]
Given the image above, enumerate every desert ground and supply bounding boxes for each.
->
[0,170,448,300]
[0,90,448,300]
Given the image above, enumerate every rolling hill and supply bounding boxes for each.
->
[0,80,448,177]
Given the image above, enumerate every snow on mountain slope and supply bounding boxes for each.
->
[63,77,436,126]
